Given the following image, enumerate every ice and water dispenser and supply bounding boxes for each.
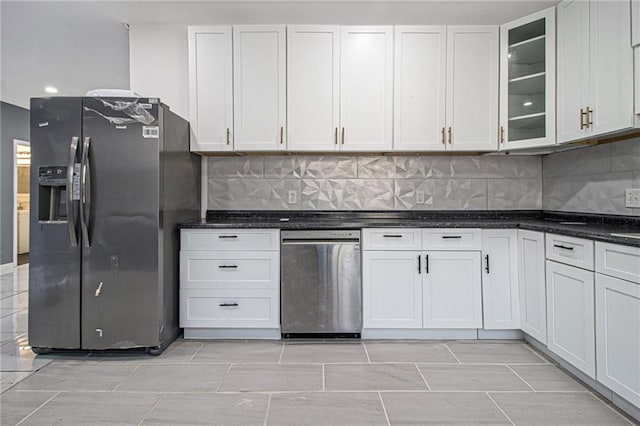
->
[37,165,78,222]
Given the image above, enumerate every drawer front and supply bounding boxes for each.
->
[595,242,640,284]
[423,229,481,251]
[545,233,594,271]
[180,251,279,289]
[180,229,280,251]
[180,289,279,328]
[362,228,422,251]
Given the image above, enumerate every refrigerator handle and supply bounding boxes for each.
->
[80,136,92,247]
[66,137,79,247]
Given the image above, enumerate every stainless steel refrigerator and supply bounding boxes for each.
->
[28,97,201,354]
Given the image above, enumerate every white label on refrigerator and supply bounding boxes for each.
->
[143,126,159,138]
[139,103,152,109]
[72,163,81,201]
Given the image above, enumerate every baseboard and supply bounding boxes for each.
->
[0,262,16,274]
[183,328,281,340]
[362,329,524,340]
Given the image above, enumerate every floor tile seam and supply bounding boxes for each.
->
[262,393,272,426]
[16,389,595,395]
[442,343,462,363]
[111,363,142,392]
[215,364,233,392]
[277,343,285,363]
[362,342,372,363]
[14,390,60,426]
[505,364,536,392]
[414,363,431,391]
[485,392,516,426]
[322,364,325,391]
[377,391,391,426]
[521,342,552,364]
[587,390,637,426]
[187,342,205,363]
[137,392,165,426]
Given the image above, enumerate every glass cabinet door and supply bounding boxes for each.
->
[500,8,556,149]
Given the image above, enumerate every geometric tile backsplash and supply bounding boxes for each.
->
[208,155,543,211]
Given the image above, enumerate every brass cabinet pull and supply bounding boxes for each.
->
[441,127,446,144]
[448,127,452,144]
[586,107,593,128]
[226,128,231,145]
[335,127,338,145]
[341,127,345,145]
[580,108,585,130]
[280,126,284,144]
[500,126,505,144]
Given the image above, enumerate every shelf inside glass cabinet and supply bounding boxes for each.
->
[508,113,545,142]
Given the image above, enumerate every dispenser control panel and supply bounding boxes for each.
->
[38,166,67,186]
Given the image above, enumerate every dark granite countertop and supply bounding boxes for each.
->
[179,210,640,248]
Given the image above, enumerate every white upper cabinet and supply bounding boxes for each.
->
[233,26,286,151]
[557,0,633,143]
[500,8,556,150]
[188,26,234,152]
[446,26,499,151]
[393,26,447,151]
[287,26,341,151]
[340,26,394,152]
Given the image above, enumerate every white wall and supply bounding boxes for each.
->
[129,25,189,120]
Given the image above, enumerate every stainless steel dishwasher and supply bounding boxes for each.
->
[280,230,362,338]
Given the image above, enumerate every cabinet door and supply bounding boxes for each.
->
[557,1,590,143]
[287,26,341,151]
[589,0,633,137]
[393,26,447,151]
[518,230,547,343]
[546,260,596,379]
[596,273,640,407]
[233,26,286,151]
[340,26,394,152]
[188,26,233,152]
[362,251,422,328]
[423,251,482,328]
[500,8,556,149]
[482,230,520,329]
[445,26,499,151]
[633,0,640,47]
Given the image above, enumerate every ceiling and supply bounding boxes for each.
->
[1,0,558,110]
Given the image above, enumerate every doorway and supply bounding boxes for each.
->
[13,139,30,266]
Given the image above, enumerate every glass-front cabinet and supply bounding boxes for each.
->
[499,7,556,150]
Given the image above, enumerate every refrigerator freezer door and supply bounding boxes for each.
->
[29,98,83,349]
[80,98,161,349]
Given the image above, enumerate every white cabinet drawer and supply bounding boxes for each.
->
[423,229,481,251]
[180,289,279,328]
[545,233,594,271]
[362,228,422,251]
[180,251,279,289]
[596,242,640,284]
[181,229,280,251]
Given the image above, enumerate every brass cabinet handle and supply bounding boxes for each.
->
[580,108,585,130]
[586,107,593,128]
[441,127,446,145]
[500,126,505,144]
[335,127,338,145]
[341,127,345,145]
[226,128,231,145]
[280,126,284,145]
[448,127,452,144]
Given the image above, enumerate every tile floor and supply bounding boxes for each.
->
[1,264,638,425]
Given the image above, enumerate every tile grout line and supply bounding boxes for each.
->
[505,364,536,392]
[414,363,432,391]
[15,390,61,425]
[262,393,273,426]
[521,342,551,364]
[443,343,462,364]
[362,342,372,364]
[486,392,516,426]
[187,342,205,363]
[322,364,326,392]
[112,364,142,392]
[278,343,285,364]
[215,364,233,392]
[377,392,391,426]
[137,392,165,425]
[587,391,636,426]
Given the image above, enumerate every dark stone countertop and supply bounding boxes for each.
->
[179,210,640,248]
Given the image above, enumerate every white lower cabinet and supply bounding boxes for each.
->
[423,251,482,328]
[546,260,596,379]
[482,230,520,329]
[518,230,547,343]
[362,251,422,328]
[595,273,640,407]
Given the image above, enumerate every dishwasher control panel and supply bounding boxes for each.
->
[281,230,360,241]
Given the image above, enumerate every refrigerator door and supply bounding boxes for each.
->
[80,97,161,349]
[29,98,82,349]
